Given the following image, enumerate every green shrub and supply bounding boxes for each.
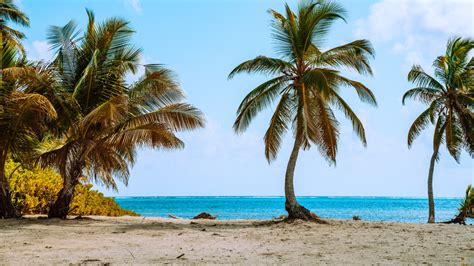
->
[5,160,138,216]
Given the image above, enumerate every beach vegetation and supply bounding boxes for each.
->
[6,159,138,216]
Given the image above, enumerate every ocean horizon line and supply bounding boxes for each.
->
[113,196,467,223]
[112,195,464,200]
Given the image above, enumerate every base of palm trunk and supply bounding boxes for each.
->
[442,213,466,225]
[48,187,74,219]
[48,202,69,219]
[285,201,326,223]
[427,212,435,223]
[0,204,20,218]
[0,193,20,219]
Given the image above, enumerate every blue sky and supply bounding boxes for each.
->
[19,0,473,197]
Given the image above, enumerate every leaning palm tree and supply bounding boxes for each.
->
[444,185,474,224]
[229,0,376,221]
[402,37,473,223]
[0,0,29,58]
[0,43,57,218]
[17,11,204,219]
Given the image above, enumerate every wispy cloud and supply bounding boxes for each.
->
[125,0,142,13]
[24,40,53,62]
[354,0,473,68]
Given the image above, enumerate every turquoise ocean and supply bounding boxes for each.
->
[115,196,469,223]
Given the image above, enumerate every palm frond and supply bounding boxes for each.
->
[310,92,339,163]
[128,65,184,112]
[445,110,463,162]
[329,91,367,146]
[402,87,441,105]
[336,75,377,106]
[264,92,295,161]
[124,103,204,132]
[407,106,434,147]
[408,65,444,91]
[0,0,30,27]
[0,92,57,159]
[85,143,130,189]
[234,76,288,133]
[228,56,293,79]
[268,5,298,59]
[78,95,129,138]
[314,39,374,75]
[303,0,346,48]
[302,67,336,93]
[0,0,29,54]
[107,123,184,151]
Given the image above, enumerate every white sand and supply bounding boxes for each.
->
[0,216,473,264]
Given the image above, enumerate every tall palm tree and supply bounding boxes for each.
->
[229,0,376,221]
[402,37,473,223]
[0,43,57,218]
[0,0,29,60]
[17,10,204,219]
[0,1,38,218]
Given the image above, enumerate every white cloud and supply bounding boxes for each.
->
[25,40,53,62]
[355,0,474,68]
[125,0,142,13]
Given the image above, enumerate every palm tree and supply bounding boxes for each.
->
[0,0,29,60]
[0,2,42,218]
[0,43,57,218]
[17,10,204,219]
[444,185,474,224]
[228,0,376,221]
[402,37,473,223]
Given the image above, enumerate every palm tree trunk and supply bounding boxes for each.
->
[1,31,3,71]
[427,147,438,224]
[48,164,82,219]
[284,136,321,222]
[0,155,19,218]
[443,209,467,225]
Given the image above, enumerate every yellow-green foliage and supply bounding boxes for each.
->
[5,160,138,216]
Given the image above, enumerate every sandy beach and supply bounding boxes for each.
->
[0,216,472,264]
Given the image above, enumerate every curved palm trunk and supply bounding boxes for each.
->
[284,136,321,221]
[48,164,82,219]
[443,209,467,225]
[426,147,438,224]
[0,156,19,218]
